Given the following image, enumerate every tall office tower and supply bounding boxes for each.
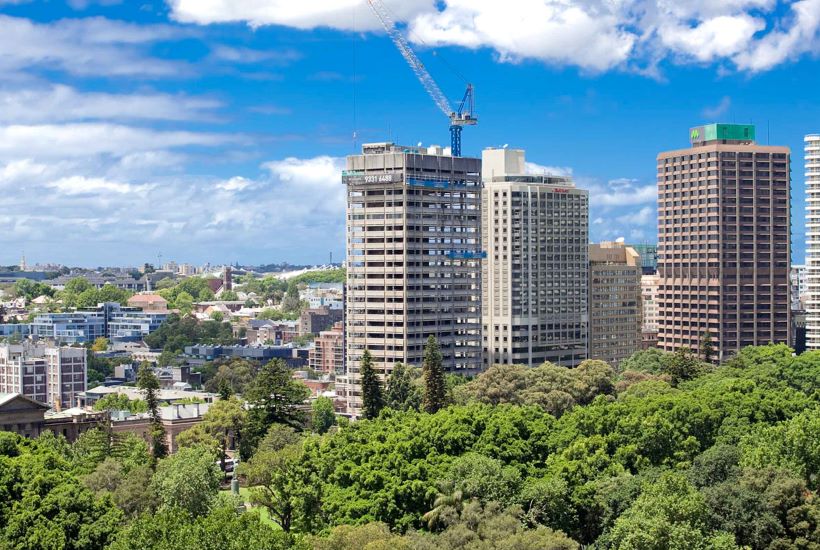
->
[641,273,660,348]
[806,134,820,350]
[588,242,642,367]
[339,142,483,416]
[481,148,588,367]
[657,124,791,361]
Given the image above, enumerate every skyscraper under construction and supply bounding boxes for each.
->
[338,142,483,416]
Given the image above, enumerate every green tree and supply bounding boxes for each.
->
[360,350,384,420]
[665,347,705,385]
[175,291,194,316]
[90,336,109,352]
[200,396,246,471]
[112,463,156,518]
[151,445,221,517]
[312,396,336,434]
[137,363,168,461]
[385,362,422,412]
[281,280,302,313]
[108,501,292,550]
[242,443,321,533]
[240,358,310,460]
[699,332,715,363]
[422,335,447,414]
[605,472,739,549]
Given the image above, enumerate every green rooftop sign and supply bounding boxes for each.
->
[690,123,755,145]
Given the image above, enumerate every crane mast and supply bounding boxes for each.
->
[366,0,477,156]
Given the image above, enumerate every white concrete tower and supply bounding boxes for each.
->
[805,134,820,349]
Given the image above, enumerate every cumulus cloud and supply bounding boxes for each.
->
[166,0,820,73]
[0,85,222,123]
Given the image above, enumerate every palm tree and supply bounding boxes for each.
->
[422,482,464,530]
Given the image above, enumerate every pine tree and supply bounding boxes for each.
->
[359,349,384,420]
[422,335,447,414]
[137,362,167,462]
[699,331,715,363]
[385,362,422,412]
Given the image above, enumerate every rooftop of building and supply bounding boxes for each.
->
[589,241,641,267]
[482,147,576,187]
[360,142,452,156]
[81,385,216,403]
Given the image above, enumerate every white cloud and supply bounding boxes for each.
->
[733,0,820,71]
[0,85,222,123]
[210,45,302,65]
[0,15,189,78]
[168,0,432,30]
[409,0,636,71]
[0,153,347,264]
[166,0,820,73]
[525,161,573,177]
[47,175,152,196]
[0,123,237,159]
[588,178,657,207]
[702,96,732,119]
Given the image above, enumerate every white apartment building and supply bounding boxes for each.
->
[481,148,589,367]
[806,134,820,349]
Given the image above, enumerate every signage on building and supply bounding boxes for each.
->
[690,126,705,145]
[342,173,403,185]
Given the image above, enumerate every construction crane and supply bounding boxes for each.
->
[367,0,477,157]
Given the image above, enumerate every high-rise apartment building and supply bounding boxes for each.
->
[657,124,791,361]
[339,142,483,416]
[481,148,588,367]
[641,273,660,348]
[588,242,642,367]
[805,134,820,350]
[0,343,87,409]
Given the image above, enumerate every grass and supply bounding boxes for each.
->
[220,487,280,529]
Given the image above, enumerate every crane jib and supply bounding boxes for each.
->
[366,0,477,156]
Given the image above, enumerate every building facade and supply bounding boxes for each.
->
[340,142,483,415]
[805,134,820,350]
[309,321,344,376]
[0,343,87,409]
[588,242,642,367]
[481,148,588,367]
[641,273,660,348]
[657,124,791,361]
[630,244,659,274]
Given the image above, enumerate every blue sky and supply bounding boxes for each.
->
[0,0,818,267]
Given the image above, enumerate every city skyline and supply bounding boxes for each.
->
[1,1,819,265]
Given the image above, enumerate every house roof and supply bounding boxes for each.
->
[127,294,167,304]
[0,392,50,412]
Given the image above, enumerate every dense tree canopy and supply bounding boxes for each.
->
[144,313,237,352]
[3,344,820,550]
